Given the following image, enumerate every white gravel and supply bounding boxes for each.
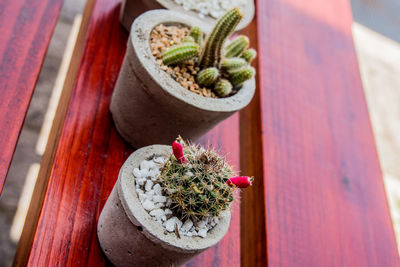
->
[134,156,220,238]
[173,0,247,19]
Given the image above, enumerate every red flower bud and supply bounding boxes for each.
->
[226,176,253,188]
[172,141,188,164]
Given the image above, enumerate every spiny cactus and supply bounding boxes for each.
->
[229,66,255,87]
[225,35,249,58]
[182,36,195,43]
[241,48,257,63]
[159,138,236,221]
[220,57,247,72]
[196,67,219,86]
[199,8,243,68]
[189,26,203,46]
[159,8,257,97]
[162,42,199,65]
[214,79,233,97]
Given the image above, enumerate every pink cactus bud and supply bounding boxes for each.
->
[226,176,253,188]
[172,141,188,164]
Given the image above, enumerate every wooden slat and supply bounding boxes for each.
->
[17,0,241,266]
[240,0,400,266]
[0,0,63,192]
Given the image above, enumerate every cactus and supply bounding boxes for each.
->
[214,79,233,97]
[196,67,219,86]
[189,26,203,46]
[229,66,255,87]
[220,57,247,72]
[225,35,249,58]
[241,48,257,63]
[160,138,235,221]
[199,8,243,68]
[162,42,199,65]
[183,36,195,43]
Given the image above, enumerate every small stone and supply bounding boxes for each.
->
[142,200,155,211]
[198,228,207,238]
[145,180,154,192]
[153,184,162,195]
[164,209,173,215]
[133,168,142,178]
[153,157,165,164]
[150,209,165,220]
[165,218,177,232]
[186,232,193,237]
[153,195,167,203]
[136,188,144,195]
[181,219,193,233]
[138,193,147,202]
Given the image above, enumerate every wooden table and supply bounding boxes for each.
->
[0,0,63,192]
[10,0,400,266]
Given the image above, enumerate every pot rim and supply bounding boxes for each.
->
[117,145,231,252]
[129,9,256,113]
[155,0,255,31]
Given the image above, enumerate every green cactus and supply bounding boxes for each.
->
[241,48,257,63]
[229,66,255,87]
[214,79,233,97]
[196,67,219,86]
[225,35,249,58]
[162,42,199,65]
[199,8,243,68]
[160,139,234,221]
[220,57,247,72]
[183,36,195,43]
[189,26,203,46]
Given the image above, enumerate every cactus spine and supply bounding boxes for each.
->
[196,67,219,86]
[221,57,247,72]
[162,42,199,65]
[225,35,249,58]
[241,48,257,63]
[214,79,233,97]
[199,8,243,68]
[189,26,203,46]
[229,66,255,87]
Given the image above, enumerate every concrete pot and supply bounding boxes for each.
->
[97,145,231,267]
[119,0,255,32]
[110,10,256,148]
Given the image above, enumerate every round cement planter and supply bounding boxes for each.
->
[110,10,256,148]
[97,145,231,267]
[119,0,255,32]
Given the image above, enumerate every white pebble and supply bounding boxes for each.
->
[165,217,177,232]
[150,209,165,220]
[164,209,173,215]
[198,228,207,238]
[153,157,165,164]
[153,184,162,195]
[142,200,155,211]
[136,188,144,195]
[145,180,154,192]
[140,160,152,171]
[153,195,167,203]
[133,168,142,178]
[181,219,194,233]
[138,193,147,202]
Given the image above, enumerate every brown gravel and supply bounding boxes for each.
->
[150,24,217,98]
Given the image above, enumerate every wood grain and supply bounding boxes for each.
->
[17,0,241,266]
[249,0,400,265]
[0,0,63,192]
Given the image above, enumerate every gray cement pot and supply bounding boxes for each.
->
[97,145,231,267]
[119,0,255,32]
[110,10,256,148]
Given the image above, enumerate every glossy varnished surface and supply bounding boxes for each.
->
[0,0,63,192]
[19,0,241,266]
[252,0,400,265]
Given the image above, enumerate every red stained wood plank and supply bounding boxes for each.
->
[20,0,241,266]
[246,0,400,266]
[0,0,63,192]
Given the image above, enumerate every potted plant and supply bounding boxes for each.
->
[119,0,255,32]
[97,137,252,266]
[110,8,257,148]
